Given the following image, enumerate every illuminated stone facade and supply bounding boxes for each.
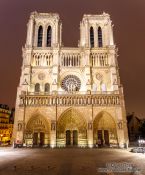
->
[13,12,128,148]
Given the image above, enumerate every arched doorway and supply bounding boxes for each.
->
[93,112,118,147]
[57,108,87,147]
[25,115,50,147]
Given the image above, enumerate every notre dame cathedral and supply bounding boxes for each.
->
[13,12,128,148]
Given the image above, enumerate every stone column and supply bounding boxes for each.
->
[94,26,98,47]
[38,132,40,145]
[50,121,56,148]
[110,23,114,46]
[52,50,59,91]
[42,26,46,47]
[84,50,91,91]
[116,120,126,148]
[85,21,89,47]
[87,122,93,148]
[26,15,34,47]
[55,22,58,45]
[60,23,62,46]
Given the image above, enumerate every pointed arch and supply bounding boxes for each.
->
[57,108,87,146]
[47,26,52,47]
[57,108,87,132]
[90,26,94,48]
[26,114,50,132]
[98,26,103,47]
[37,26,43,47]
[25,113,51,146]
[93,111,118,146]
[93,111,116,129]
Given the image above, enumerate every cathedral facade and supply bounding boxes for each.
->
[13,12,128,148]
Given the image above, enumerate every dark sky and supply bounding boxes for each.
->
[0,0,145,117]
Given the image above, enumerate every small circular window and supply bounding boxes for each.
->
[61,75,81,92]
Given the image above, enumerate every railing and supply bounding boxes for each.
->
[30,49,112,67]
[31,51,53,66]
[19,93,122,107]
[61,52,81,67]
[90,52,109,67]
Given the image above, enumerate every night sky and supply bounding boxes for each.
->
[0,0,145,117]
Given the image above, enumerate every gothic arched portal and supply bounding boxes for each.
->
[57,108,87,147]
[93,111,118,146]
[25,114,50,146]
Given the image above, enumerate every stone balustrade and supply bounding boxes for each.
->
[30,49,111,67]
[31,51,53,66]
[90,52,109,67]
[61,52,81,67]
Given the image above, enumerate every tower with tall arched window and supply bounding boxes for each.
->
[13,12,128,149]
[25,12,62,48]
[79,13,114,47]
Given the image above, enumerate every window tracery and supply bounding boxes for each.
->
[61,75,81,92]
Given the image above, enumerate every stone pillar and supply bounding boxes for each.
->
[84,21,89,47]
[55,22,58,45]
[26,14,34,47]
[13,107,25,146]
[87,122,93,148]
[50,121,56,148]
[52,50,59,91]
[60,23,62,46]
[110,23,114,46]
[117,120,126,148]
[94,26,98,47]
[38,132,40,145]
[117,130,125,148]
[84,50,91,91]
[42,26,46,47]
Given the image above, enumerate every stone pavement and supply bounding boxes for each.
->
[0,147,144,175]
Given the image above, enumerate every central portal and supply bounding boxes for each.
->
[66,130,78,146]
[57,108,87,147]
[33,132,45,146]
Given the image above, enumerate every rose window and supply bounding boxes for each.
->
[61,75,81,92]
